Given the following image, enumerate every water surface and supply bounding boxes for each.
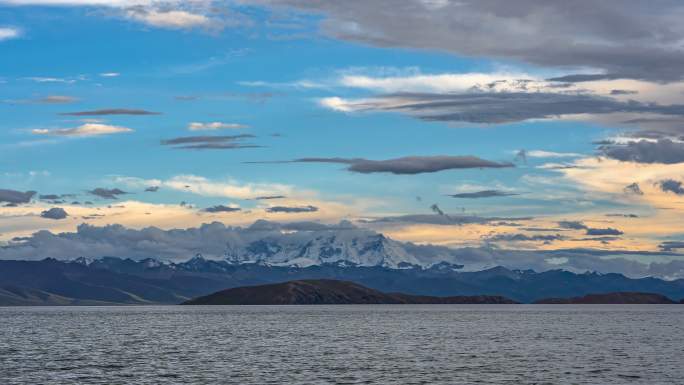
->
[1,305,682,384]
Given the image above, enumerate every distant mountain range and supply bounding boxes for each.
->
[183,280,518,305]
[1,256,683,305]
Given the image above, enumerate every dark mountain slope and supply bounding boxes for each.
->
[535,292,677,304]
[1,258,683,305]
[183,280,517,305]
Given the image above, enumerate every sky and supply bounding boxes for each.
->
[2,0,684,276]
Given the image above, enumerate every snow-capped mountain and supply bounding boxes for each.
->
[226,225,424,268]
[32,220,465,269]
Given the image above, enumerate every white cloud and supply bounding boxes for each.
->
[116,174,293,200]
[23,76,76,83]
[0,27,20,41]
[339,72,542,94]
[125,9,213,29]
[1,1,219,30]
[99,72,120,77]
[32,123,133,137]
[318,96,358,112]
[188,121,248,131]
[525,150,583,158]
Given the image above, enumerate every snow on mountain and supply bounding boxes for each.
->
[51,220,464,269]
[224,221,426,268]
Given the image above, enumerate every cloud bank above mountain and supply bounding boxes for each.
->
[1,220,682,279]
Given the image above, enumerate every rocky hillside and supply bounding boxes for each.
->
[182,280,518,305]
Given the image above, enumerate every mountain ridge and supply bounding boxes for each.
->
[182,279,518,305]
[0,257,683,305]
[534,292,677,304]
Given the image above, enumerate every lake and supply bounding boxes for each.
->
[1,305,682,384]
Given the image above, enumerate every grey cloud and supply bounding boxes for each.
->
[40,208,68,220]
[610,89,638,96]
[266,205,318,213]
[547,74,625,83]
[600,139,684,164]
[88,188,129,199]
[586,227,624,236]
[593,140,615,146]
[60,109,160,116]
[264,0,684,82]
[624,182,644,195]
[558,221,588,230]
[254,195,286,200]
[0,220,681,278]
[161,135,261,150]
[429,204,445,216]
[203,205,242,213]
[559,220,624,236]
[349,92,684,125]
[176,143,262,150]
[657,179,684,195]
[514,149,527,164]
[144,186,160,192]
[606,213,639,218]
[447,190,519,199]
[82,214,105,220]
[255,155,514,174]
[660,241,684,252]
[0,221,364,262]
[0,189,36,204]
[485,233,565,242]
[39,193,75,201]
[162,136,253,145]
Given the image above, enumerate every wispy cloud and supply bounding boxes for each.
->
[524,150,583,159]
[2,95,79,105]
[124,8,214,30]
[88,187,129,199]
[203,204,241,213]
[161,134,260,150]
[32,123,133,137]
[447,190,519,199]
[188,122,248,131]
[23,76,76,84]
[60,108,160,116]
[0,27,21,41]
[0,1,225,30]
[115,175,293,200]
[266,205,318,213]
[250,155,514,175]
[320,92,684,125]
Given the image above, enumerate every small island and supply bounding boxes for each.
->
[182,279,518,305]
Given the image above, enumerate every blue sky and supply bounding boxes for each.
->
[3,1,684,275]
